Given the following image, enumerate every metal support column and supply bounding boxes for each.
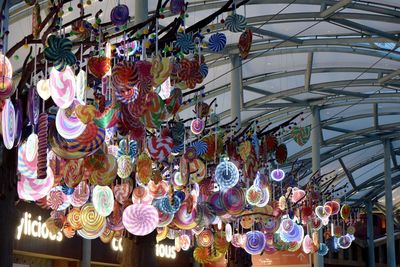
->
[366,200,376,267]
[383,139,396,267]
[81,239,92,267]
[135,0,148,32]
[312,106,324,267]
[230,54,242,130]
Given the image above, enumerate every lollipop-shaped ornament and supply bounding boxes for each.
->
[270,169,285,182]
[208,32,227,53]
[191,118,205,135]
[110,4,129,26]
[215,158,239,189]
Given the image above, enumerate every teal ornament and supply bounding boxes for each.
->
[225,13,247,33]
[44,35,76,71]
[175,32,195,54]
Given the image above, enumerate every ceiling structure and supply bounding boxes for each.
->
[6,0,400,213]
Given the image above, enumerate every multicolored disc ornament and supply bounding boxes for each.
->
[208,32,227,52]
[1,99,16,149]
[49,66,76,109]
[110,4,130,26]
[123,204,159,236]
[17,168,54,201]
[191,118,205,135]
[238,29,252,59]
[79,203,106,239]
[56,99,87,139]
[92,185,114,217]
[215,159,239,189]
[225,13,247,32]
[244,231,266,255]
[221,187,245,215]
[197,229,214,247]
[69,181,90,207]
[271,169,285,182]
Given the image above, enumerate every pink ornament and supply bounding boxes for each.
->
[17,167,54,201]
[49,67,76,109]
[122,203,159,236]
[191,118,205,135]
[55,99,86,139]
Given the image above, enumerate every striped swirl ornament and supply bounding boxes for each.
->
[208,32,227,52]
[244,231,266,255]
[123,203,159,236]
[225,13,247,33]
[79,203,106,238]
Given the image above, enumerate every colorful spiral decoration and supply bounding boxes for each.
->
[225,13,247,33]
[208,32,227,52]
[271,169,285,182]
[1,99,15,149]
[175,32,195,54]
[173,202,197,230]
[246,185,263,206]
[68,181,90,207]
[110,4,130,26]
[49,66,76,109]
[18,143,37,178]
[44,35,76,71]
[190,118,205,135]
[215,159,239,189]
[17,168,54,201]
[244,231,266,255]
[197,229,214,247]
[55,100,87,139]
[80,203,106,238]
[221,187,245,216]
[92,185,115,217]
[67,208,82,230]
[123,203,159,236]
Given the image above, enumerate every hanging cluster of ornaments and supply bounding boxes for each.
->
[0,0,358,264]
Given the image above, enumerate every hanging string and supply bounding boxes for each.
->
[155,17,159,55]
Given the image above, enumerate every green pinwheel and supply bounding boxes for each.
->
[44,35,76,71]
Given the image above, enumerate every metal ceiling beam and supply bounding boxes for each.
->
[287,124,400,166]
[242,79,382,110]
[323,125,352,134]
[339,157,358,189]
[182,67,394,111]
[305,52,313,92]
[238,98,400,136]
[243,86,306,104]
[328,18,400,42]
[375,202,400,226]
[252,103,309,108]
[379,69,400,84]
[373,103,379,130]
[208,41,400,68]
[318,88,369,98]
[344,168,400,201]
[390,141,399,169]
[208,13,400,34]
[248,26,303,44]
[352,175,400,206]
[320,0,353,18]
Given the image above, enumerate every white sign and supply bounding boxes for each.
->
[16,212,63,242]
[111,238,176,259]
[155,244,176,259]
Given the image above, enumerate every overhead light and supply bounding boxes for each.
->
[320,0,352,18]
